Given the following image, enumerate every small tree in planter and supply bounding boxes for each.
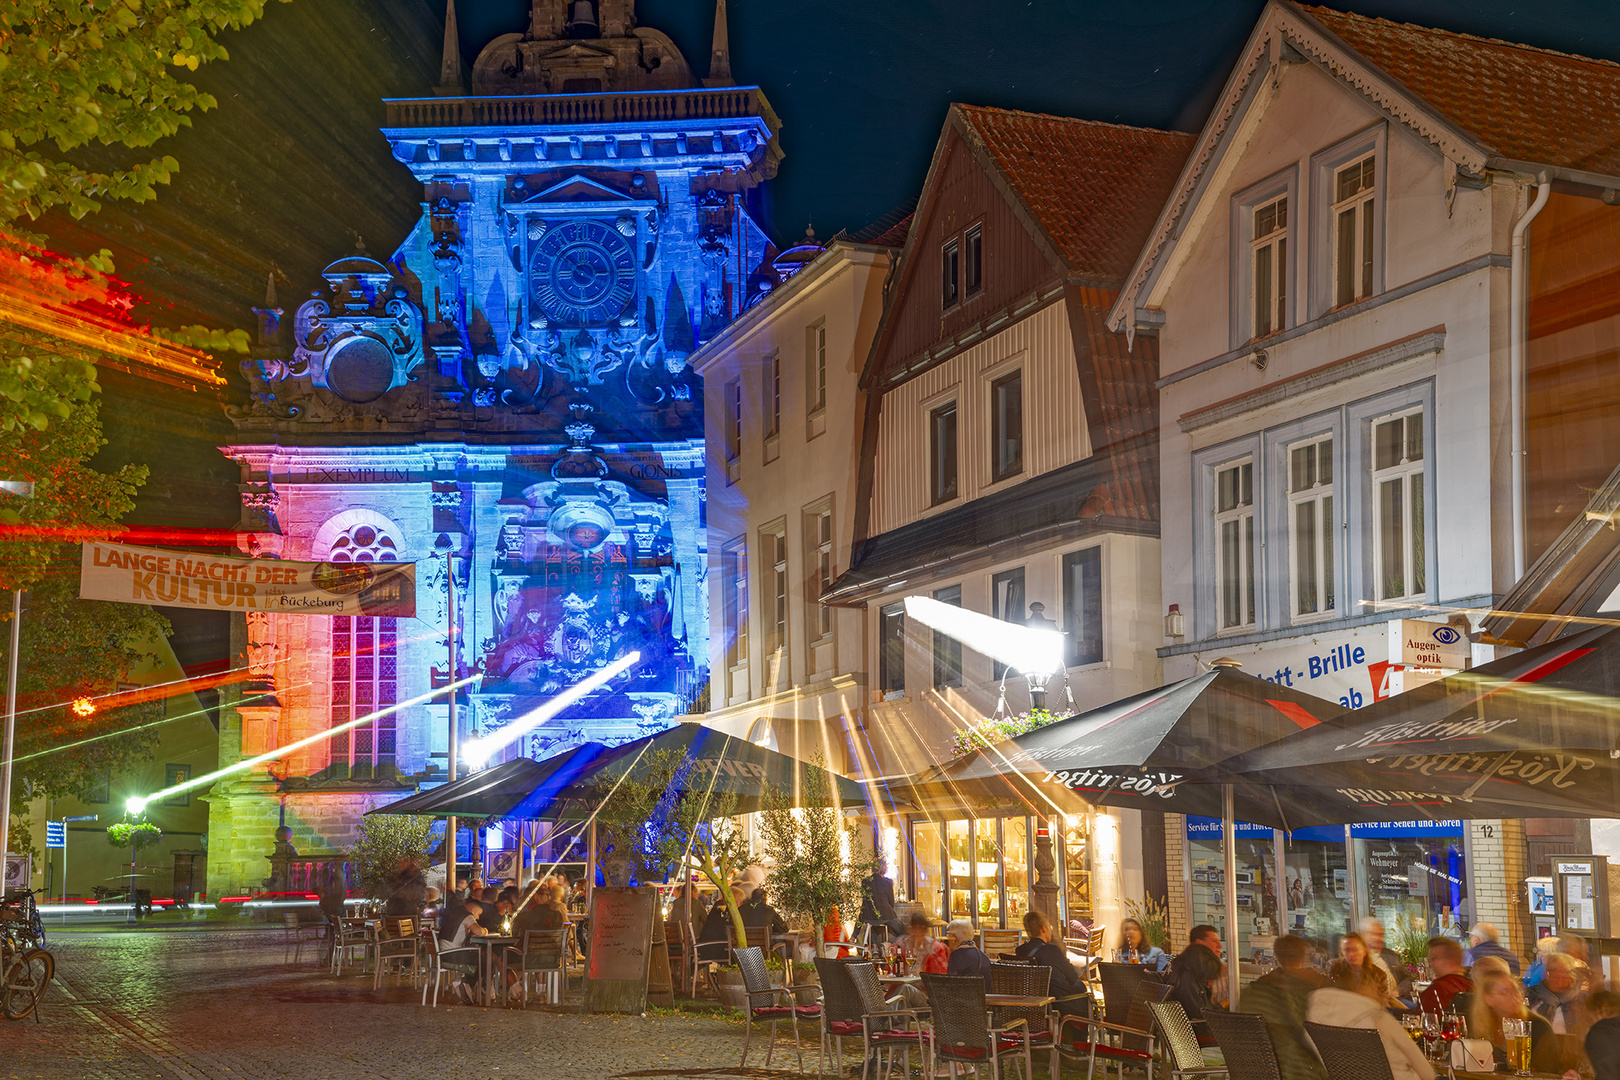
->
[759,757,878,959]
[107,819,162,914]
[347,813,433,903]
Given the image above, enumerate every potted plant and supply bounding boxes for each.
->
[107,819,162,919]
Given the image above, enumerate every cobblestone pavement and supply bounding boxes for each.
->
[0,928,844,1080]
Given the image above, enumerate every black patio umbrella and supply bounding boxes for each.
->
[1222,623,1620,819]
[940,666,1346,826]
[532,723,871,819]
[367,743,610,820]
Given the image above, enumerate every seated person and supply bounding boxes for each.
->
[1306,960,1432,1080]
[895,912,949,1008]
[1243,934,1327,1080]
[1526,952,1588,1035]
[1116,917,1169,972]
[438,898,489,1005]
[1014,910,1088,1016]
[476,888,504,932]
[1419,936,1471,1014]
[696,884,747,962]
[1167,925,1224,1026]
[1585,990,1620,1080]
[506,882,566,1003]
[943,919,992,990]
[1468,969,1554,1072]
[740,887,788,936]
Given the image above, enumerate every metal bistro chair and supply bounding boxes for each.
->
[1203,1011,1285,1080]
[506,929,568,1006]
[848,959,930,1079]
[420,932,483,1008]
[922,971,1034,1080]
[1099,962,1154,1026]
[1302,1021,1396,1080]
[990,960,1057,1062]
[681,920,726,999]
[281,911,324,968]
[1149,1001,1230,1080]
[1054,975,1171,1080]
[372,918,419,990]
[981,929,1022,957]
[734,946,820,1071]
[330,917,376,976]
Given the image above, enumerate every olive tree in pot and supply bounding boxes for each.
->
[759,756,878,967]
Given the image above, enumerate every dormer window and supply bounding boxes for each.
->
[1252,196,1288,338]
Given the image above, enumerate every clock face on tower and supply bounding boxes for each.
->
[529,219,637,326]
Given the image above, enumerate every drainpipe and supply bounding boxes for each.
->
[1509,175,1551,582]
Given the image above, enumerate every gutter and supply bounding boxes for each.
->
[1509,175,1551,583]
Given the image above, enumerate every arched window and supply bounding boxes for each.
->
[321,516,401,775]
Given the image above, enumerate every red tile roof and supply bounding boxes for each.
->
[1305,4,1620,177]
[954,105,1195,282]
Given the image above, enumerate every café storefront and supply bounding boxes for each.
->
[1184,815,1467,967]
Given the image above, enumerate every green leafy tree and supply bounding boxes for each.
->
[347,813,434,902]
[592,748,752,949]
[759,758,877,957]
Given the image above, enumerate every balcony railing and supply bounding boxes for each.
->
[384,86,770,130]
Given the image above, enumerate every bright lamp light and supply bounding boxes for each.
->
[902,595,1066,676]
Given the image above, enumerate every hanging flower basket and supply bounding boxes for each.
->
[107,822,162,850]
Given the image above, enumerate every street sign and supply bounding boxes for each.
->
[64,815,98,823]
[1395,618,1471,669]
[44,822,64,849]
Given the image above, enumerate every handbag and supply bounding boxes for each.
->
[1450,1037,1495,1072]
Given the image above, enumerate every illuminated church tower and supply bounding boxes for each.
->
[210,0,780,892]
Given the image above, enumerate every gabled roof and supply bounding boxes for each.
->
[954,106,1195,282]
[1109,1,1620,333]
[1306,5,1620,179]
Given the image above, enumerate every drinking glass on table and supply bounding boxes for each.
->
[1502,1018,1533,1077]
[1421,1013,1442,1060]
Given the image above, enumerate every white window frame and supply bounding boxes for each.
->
[927,394,960,507]
[987,364,1024,486]
[1250,195,1289,339]
[1285,433,1336,620]
[806,319,827,416]
[1330,153,1377,309]
[722,537,749,672]
[1229,167,1297,349]
[1060,542,1106,668]
[1309,124,1387,319]
[760,520,788,659]
[1369,407,1427,604]
[763,349,781,464]
[802,498,834,646]
[1213,458,1256,633]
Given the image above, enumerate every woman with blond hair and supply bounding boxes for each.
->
[1470,969,1553,1070]
[1337,932,1399,1008]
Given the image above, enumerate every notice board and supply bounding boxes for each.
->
[584,886,656,1014]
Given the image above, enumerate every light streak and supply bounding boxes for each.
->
[127,674,483,814]
[902,595,1066,675]
[71,698,95,717]
[461,652,641,766]
[14,688,297,765]
[10,664,259,718]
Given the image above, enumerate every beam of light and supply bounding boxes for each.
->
[461,652,641,767]
[127,674,483,815]
[10,664,261,718]
[0,523,246,546]
[14,687,301,765]
[902,595,1066,675]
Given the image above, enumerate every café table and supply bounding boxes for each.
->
[471,935,518,1005]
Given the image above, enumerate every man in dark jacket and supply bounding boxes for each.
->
[1244,934,1327,1080]
[1167,925,1224,1025]
[858,859,905,940]
[741,887,788,934]
[1015,910,1089,1016]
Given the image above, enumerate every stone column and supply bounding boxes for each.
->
[1032,820,1060,930]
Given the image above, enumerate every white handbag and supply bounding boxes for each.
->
[1450,1037,1495,1072]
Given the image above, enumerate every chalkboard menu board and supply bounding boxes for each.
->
[584,887,656,1014]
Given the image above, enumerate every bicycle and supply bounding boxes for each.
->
[0,889,53,1021]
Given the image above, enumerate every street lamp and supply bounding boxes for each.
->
[434,533,459,897]
[0,479,34,884]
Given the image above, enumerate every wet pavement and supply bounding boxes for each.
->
[0,927,833,1079]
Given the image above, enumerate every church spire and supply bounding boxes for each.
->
[703,0,733,87]
[434,0,466,96]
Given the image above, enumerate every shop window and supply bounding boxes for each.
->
[990,567,1026,679]
[975,821,1003,926]
[1288,435,1335,618]
[947,820,972,920]
[929,400,959,505]
[1215,460,1255,630]
[878,602,905,696]
[913,821,943,920]
[1004,818,1031,927]
[1062,547,1103,666]
[990,371,1023,483]
[931,584,963,689]
[1372,409,1426,601]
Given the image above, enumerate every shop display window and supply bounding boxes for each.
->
[913,821,943,917]
[1004,818,1030,927]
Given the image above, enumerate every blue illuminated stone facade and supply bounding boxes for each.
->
[209,0,783,891]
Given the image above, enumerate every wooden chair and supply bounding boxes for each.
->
[1066,925,1108,990]
[664,920,690,996]
[1203,1011,1286,1080]
[1150,1001,1231,1080]
[372,917,419,990]
[419,933,481,1007]
[981,928,1022,957]
[506,929,567,1006]
[1302,1021,1396,1080]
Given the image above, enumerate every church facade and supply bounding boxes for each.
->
[207,0,783,894]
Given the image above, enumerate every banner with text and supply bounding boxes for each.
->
[79,541,415,617]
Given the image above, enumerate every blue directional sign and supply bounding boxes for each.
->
[45,822,65,849]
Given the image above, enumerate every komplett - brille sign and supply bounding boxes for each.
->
[79,541,415,617]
